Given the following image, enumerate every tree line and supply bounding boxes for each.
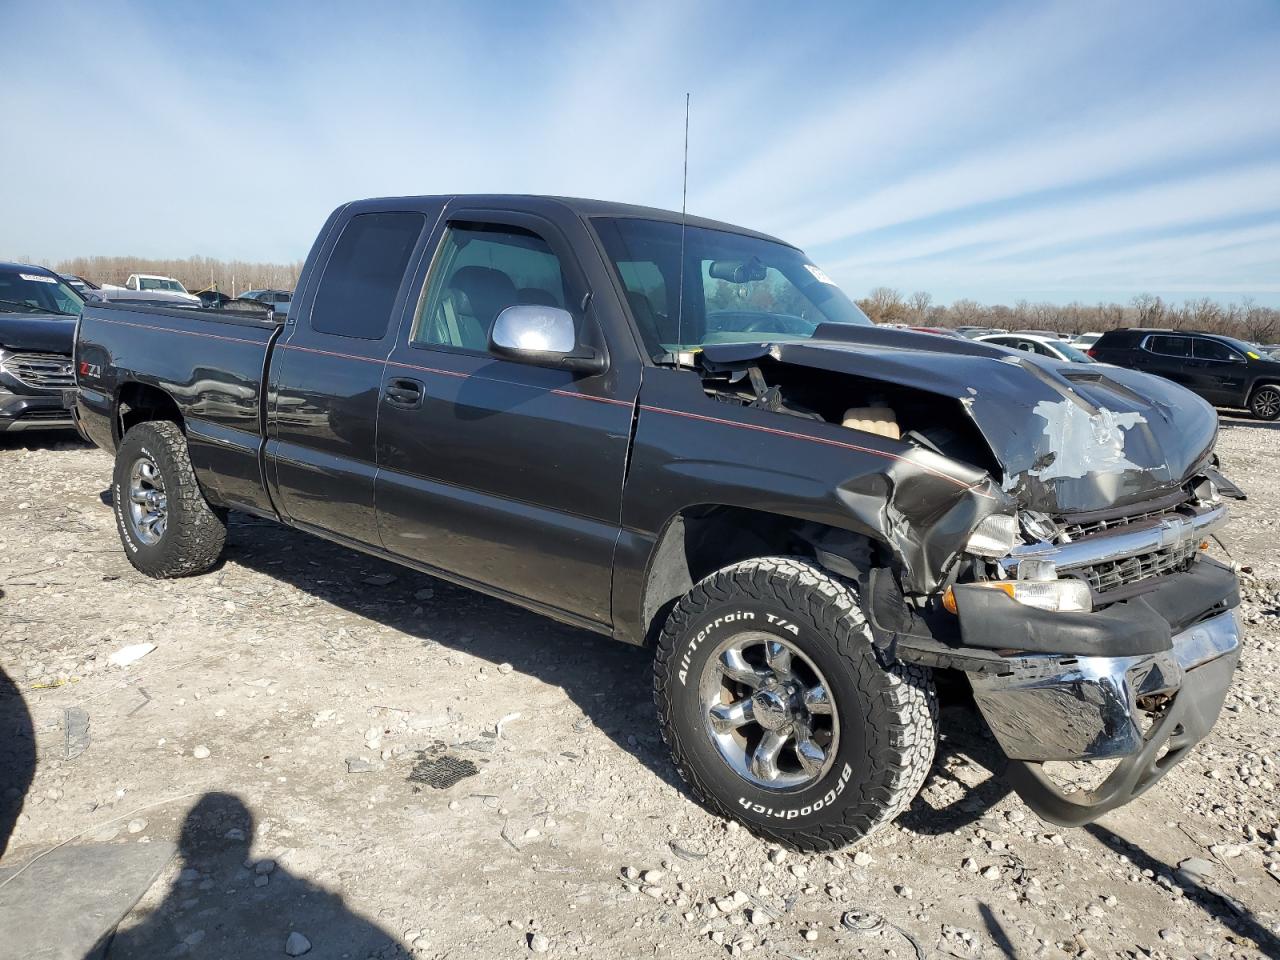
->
[51,255,304,295]
[855,287,1280,344]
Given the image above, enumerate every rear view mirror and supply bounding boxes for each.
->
[489,304,606,374]
[708,257,767,283]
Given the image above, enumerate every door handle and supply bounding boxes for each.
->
[384,377,424,409]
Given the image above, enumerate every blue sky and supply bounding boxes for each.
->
[2,0,1278,305]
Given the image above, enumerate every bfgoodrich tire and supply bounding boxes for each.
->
[654,557,937,851]
[113,420,227,578]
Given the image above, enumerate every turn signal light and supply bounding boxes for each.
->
[943,579,1092,615]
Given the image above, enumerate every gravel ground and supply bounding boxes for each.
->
[1,415,1278,959]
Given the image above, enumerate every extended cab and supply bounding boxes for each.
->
[74,196,1244,848]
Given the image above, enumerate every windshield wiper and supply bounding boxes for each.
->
[0,298,75,316]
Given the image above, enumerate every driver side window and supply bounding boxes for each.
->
[413,224,568,352]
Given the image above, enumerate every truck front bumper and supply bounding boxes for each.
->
[967,607,1239,825]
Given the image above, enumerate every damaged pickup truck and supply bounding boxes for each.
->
[73,196,1244,849]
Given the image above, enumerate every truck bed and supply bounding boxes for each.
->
[75,301,283,514]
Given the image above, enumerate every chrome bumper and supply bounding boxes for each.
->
[996,501,1229,579]
[969,607,1240,762]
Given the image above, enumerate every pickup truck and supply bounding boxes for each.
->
[124,274,201,304]
[74,195,1244,849]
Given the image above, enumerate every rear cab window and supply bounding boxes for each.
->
[311,212,426,340]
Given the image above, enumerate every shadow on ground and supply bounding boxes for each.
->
[0,430,90,452]
[96,792,405,959]
[0,629,36,859]
[220,513,681,793]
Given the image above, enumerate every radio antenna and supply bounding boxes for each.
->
[675,92,690,366]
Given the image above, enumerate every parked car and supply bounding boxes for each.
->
[59,274,100,296]
[1089,328,1280,420]
[1069,331,1103,351]
[977,332,1095,363]
[124,274,201,304]
[0,261,81,432]
[955,326,1004,339]
[194,289,233,308]
[238,288,293,317]
[908,325,964,338]
[74,195,1243,847]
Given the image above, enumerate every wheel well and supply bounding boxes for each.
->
[639,505,883,645]
[1251,380,1280,396]
[116,382,183,440]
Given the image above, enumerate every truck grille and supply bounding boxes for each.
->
[1,352,75,389]
[1058,501,1203,594]
[1077,538,1198,593]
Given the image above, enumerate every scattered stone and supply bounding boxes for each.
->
[981,865,1002,880]
[127,818,147,834]
[225,828,246,841]
[64,706,91,760]
[255,875,270,888]
[192,745,211,760]
[1176,856,1216,884]
[962,857,980,873]
[528,932,550,953]
[255,859,276,875]
[414,588,435,600]
[802,929,818,942]
[641,869,665,883]
[852,850,874,867]
[642,885,664,899]
[363,574,397,586]
[346,757,379,774]
[284,932,311,956]
[498,662,514,674]
[768,848,786,865]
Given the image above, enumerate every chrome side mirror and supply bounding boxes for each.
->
[489,305,606,373]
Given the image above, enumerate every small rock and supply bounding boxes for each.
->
[363,574,396,586]
[255,875,270,888]
[852,851,874,867]
[981,865,1001,880]
[192,745,211,760]
[414,588,434,601]
[255,859,276,875]
[767,848,786,865]
[1176,856,1216,884]
[641,885,664,899]
[498,662,514,674]
[802,929,818,942]
[225,828,246,841]
[641,869,665,883]
[1159,929,1184,946]
[622,866,639,880]
[284,932,311,956]
[127,818,147,834]
[961,857,979,873]
[528,932,550,953]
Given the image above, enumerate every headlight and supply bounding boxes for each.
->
[944,578,1093,614]
[965,513,1019,557]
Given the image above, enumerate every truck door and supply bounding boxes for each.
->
[266,208,433,545]
[374,207,641,627]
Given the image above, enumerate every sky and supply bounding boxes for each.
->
[2,0,1278,306]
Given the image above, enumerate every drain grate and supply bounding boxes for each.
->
[407,749,478,790]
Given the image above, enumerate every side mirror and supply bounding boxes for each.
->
[489,304,606,374]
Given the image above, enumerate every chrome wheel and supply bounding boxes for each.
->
[1252,387,1280,421]
[699,631,839,790]
[127,455,168,545]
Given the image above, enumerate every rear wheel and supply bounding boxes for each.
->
[113,420,227,578]
[654,557,937,850]
[1249,384,1280,421]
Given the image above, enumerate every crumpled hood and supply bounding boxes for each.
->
[0,313,77,355]
[701,324,1218,515]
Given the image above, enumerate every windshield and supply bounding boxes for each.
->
[0,269,84,316]
[594,217,870,359]
[139,277,187,292]
[1049,340,1095,363]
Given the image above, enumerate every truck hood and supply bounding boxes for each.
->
[701,324,1218,516]
[0,312,78,355]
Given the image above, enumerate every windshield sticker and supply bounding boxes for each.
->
[803,264,835,285]
[19,273,56,283]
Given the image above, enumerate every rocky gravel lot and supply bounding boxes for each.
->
[1,415,1279,959]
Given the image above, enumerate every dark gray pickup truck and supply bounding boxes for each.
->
[74,196,1244,849]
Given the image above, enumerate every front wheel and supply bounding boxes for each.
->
[1249,384,1280,421]
[113,420,227,578]
[654,557,937,851]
